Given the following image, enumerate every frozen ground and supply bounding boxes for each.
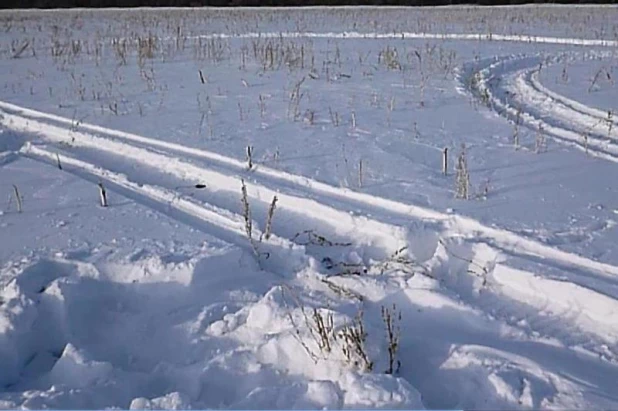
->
[1,5,618,409]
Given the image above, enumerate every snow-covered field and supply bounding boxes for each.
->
[1,5,618,409]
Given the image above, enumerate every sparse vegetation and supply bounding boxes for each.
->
[98,181,108,207]
[381,304,401,375]
[455,144,470,200]
[11,184,22,213]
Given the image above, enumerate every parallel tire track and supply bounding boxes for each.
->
[3,101,618,282]
[463,53,618,162]
[3,102,618,362]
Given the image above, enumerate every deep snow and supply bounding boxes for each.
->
[1,5,618,410]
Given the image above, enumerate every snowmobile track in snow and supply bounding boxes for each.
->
[4,93,618,364]
[461,52,618,162]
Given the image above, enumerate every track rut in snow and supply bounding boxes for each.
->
[3,102,618,364]
[461,53,618,162]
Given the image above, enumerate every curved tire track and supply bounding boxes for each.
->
[462,53,618,162]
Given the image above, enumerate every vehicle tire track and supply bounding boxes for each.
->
[5,106,618,365]
[3,101,618,285]
[461,53,618,162]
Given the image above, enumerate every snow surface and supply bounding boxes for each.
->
[1,5,618,410]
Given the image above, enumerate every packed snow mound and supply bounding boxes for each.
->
[50,343,114,389]
[130,392,193,410]
[0,247,425,409]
